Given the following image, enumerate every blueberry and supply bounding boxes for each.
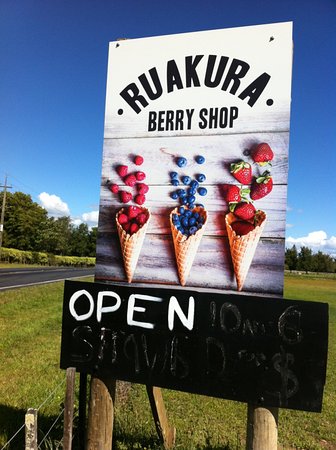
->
[196,173,206,183]
[188,187,196,195]
[197,223,203,229]
[196,155,205,164]
[171,179,179,186]
[181,197,188,205]
[189,217,196,226]
[176,157,187,168]
[177,189,187,197]
[182,175,191,185]
[185,210,192,217]
[189,226,198,234]
[190,180,199,189]
[181,217,189,227]
[196,203,204,208]
[170,191,178,200]
[198,187,207,196]
[193,212,200,220]
[189,203,195,210]
[170,171,178,179]
[187,195,196,204]
[172,213,179,223]
[178,206,185,215]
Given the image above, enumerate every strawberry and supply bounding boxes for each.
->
[135,171,146,181]
[231,220,255,236]
[120,191,132,203]
[116,165,128,178]
[123,222,131,233]
[128,205,142,219]
[134,194,146,205]
[109,183,119,194]
[118,213,128,224]
[134,155,144,165]
[137,183,149,194]
[252,143,274,165]
[250,171,273,200]
[231,202,256,220]
[130,223,139,234]
[137,213,148,226]
[124,174,137,187]
[230,161,252,184]
[222,184,250,203]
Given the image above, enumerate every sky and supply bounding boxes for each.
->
[1,0,336,256]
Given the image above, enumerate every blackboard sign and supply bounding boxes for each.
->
[60,280,328,412]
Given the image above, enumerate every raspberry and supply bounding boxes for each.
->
[135,171,146,181]
[137,213,148,225]
[123,222,131,233]
[116,165,128,177]
[118,213,128,224]
[128,206,142,219]
[124,174,137,187]
[137,183,149,194]
[130,223,139,234]
[110,183,119,194]
[120,191,132,203]
[134,155,144,165]
[134,194,146,205]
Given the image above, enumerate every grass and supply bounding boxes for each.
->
[0,274,335,449]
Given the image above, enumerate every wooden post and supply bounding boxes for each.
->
[146,386,176,449]
[25,408,37,450]
[246,404,278,450]
[78,372,88,450]
[86,375,116,450]
[63,367,76,450]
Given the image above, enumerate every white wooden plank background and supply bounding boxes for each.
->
[96,131,289,296]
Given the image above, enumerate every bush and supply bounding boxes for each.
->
[0,247,95,267]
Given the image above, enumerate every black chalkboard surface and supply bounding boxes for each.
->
[60,280,328,412]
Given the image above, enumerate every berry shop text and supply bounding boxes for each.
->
[60,281,328,412]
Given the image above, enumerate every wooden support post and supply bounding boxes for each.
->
[146,386,176,449]
[246,404,278,450]
[63,367,76,450]
[86,375,116,450]
[78,372,88,450]
[25,408,37,450]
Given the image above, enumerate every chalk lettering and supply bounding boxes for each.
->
[278,306,303,345]
[170,336,189,378]
[70,325,93,363]
[124,334,140,374]
[272,346,299,403]
[206,337,226,377]
[97,291,121,322]
[220,302,241,333]
[127,294,163,329]
[168,296,195,331]
[69,290,94,321]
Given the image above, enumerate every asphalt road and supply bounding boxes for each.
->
[0,267,95,290]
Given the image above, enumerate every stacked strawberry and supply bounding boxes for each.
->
[109,154,149,206]
[223,142,274,235]
[117,206,149,236]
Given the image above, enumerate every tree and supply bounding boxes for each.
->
[297,246,313,273]
[70,223,90,257]
[0,191,48,251]
[285,245,298,271]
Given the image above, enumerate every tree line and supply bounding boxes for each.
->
[285,245,336,273]
[0,191,96,257]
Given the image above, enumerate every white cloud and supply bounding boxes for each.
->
[286,223,294,229]
[286,230,336,257]
[39,192,70,217]
[72,211,99,228]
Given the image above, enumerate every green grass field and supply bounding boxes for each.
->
[0,275,335,449]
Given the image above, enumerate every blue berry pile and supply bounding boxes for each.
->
[171,206,206,236]
[169,155,207,209]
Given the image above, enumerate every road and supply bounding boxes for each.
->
[0,267,95,290]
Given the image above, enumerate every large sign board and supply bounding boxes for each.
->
[61,23,329,413]
[96,22,293,296]
[60,281,328,412]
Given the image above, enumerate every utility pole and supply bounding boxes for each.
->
[0,175,12,259]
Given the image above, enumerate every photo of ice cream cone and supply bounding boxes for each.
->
[170,206,208,286]
[116,206,151,283]
[225,210,266,291]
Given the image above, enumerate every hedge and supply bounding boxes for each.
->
[0,247,95,267]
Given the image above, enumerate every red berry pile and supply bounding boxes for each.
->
[109,154,149,206]
[223,142,274,235]
[117,206,149,235]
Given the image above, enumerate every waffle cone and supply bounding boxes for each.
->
[116,207,150,283]
[170,206,208,286]
[225,211,266,292]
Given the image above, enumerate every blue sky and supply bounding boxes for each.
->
[1,0,335,256]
